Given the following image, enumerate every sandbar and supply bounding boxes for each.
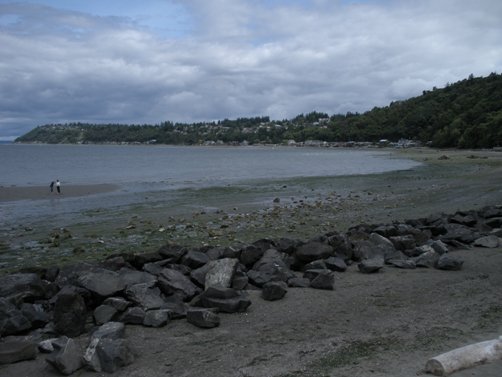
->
[0,183,119,202]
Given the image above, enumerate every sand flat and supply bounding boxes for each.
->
[0,183,119,202]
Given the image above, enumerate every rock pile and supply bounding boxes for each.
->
[0,205,501,374]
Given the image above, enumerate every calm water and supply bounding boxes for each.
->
[0,144,420,189]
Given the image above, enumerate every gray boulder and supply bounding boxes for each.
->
[93,305,118,325]
[0,298,32,336]
[118,268,156,288]
[436,254,464,271]
[85,338,135,373]
[119,307,145,325]
[143,309,170,327]
[20,303,50,328]
[239,245,266,268]
[46,337,83,376]
[90,321,125,341]
[414,249,440,268]
[205,258,239,289]
[358,257,385,273]
[77,269,126,297]
[295,241,333,264]
[304,270,335,290]
[186,308,220,328]
[262,281,288,300]
[473,235,500,248]
[247,249,295,287]
[53,286,87,337]
[196,287,251,313]
[387,259,416,269]
[190,263,212,288]
[324,256,347,272]
[485,217,502,228]
[158,268,200,301]
[287,277,311,288]
[429,240,449,255]
[0,339,37,365]
[103,297,131,312]
[0,273,45,302]
[125,282,166,310]
[182,250,209,269]
[389,235,416,251]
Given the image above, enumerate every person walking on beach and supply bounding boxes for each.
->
[56,179,61,194]
[50,181,55,192]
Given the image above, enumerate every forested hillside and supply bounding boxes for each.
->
[16,73,502,148]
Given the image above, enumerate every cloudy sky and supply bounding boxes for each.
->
[0,0,501,140]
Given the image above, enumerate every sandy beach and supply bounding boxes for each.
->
[0,183,119,202]
[0,148,501,377]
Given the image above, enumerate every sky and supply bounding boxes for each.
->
[0,0,501,140]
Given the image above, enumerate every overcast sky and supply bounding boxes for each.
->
[0,0,501,140]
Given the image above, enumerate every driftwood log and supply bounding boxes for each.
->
[425,336,502,376]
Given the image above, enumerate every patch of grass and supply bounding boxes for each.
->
[476,305,502,330]
[277,337,400,377]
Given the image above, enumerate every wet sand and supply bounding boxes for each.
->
[0,183,119,202]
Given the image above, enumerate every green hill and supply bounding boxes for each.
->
[16,72,502,148]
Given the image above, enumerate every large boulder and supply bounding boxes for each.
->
[186,308,220,328]
[324,256,347,272]
[93,305,118,325]
[247,249,294,287]
[262,281,288,300]
[204,258,239,289]
[473,235,500,248]
[436,254,464,271]
[358,257,385,273]
[294,241,333,264]
[85,338,135,373]
[125,283,166,310]
[143,309,170,328]
[53,286,87,337]
[182,250,209,269]
[158,268,200,301]
[195,287,251,313]
[0,298,32,336]
[0,339,37,365]
[304,269,335,290]
[77,269,126,297]
[46,337,84,376]
[118,268,157,288]
[0,273,45,302]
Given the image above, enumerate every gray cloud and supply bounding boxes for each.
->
[0,0,501,139]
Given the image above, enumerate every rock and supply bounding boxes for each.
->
[157,243,187,262]
[205,258,239,289]
[309,270,335,290]
[387,259,416,269]
[429,240,449,255]
[275,238,301,254]
[190,264,212,287]
[358,257,384,273]
[0,339,37,364]
[195,287,251,313]
[158,268,201,301]
[231,266,249,290]
[85,338,135,373]
[295,241,333,264]
[53,286,87,337]
[186,308,220,328]
[286,276,309,287]
[0,273,45,302]
[77,268,126,297]
[302,259,327,271]
[118,268,157,288]
[143,309,170,327]
[414,249,440,268]
[103,297,131,312]
[485,217,502,228]
[0,298,32,336]
[90,321,125,341]
[93,305,118,325]
[262,281,288,300]
[436,254,464,271]
[324,256,347,272]
[247,249,294,287]
[440,223,480,245]
[119,307,145,325]
[239,245,266,268]
[125,283,166,310]
[20,303,50,328]
[449,213,477,226]
[38,338,59,353]
[473,235,500,248]
[182,250,210,269]
[389,235,416,251]
[46,337,83,375]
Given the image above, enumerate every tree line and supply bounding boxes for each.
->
[16,73,502,148]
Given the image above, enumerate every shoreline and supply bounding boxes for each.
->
[0,183,119,202]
